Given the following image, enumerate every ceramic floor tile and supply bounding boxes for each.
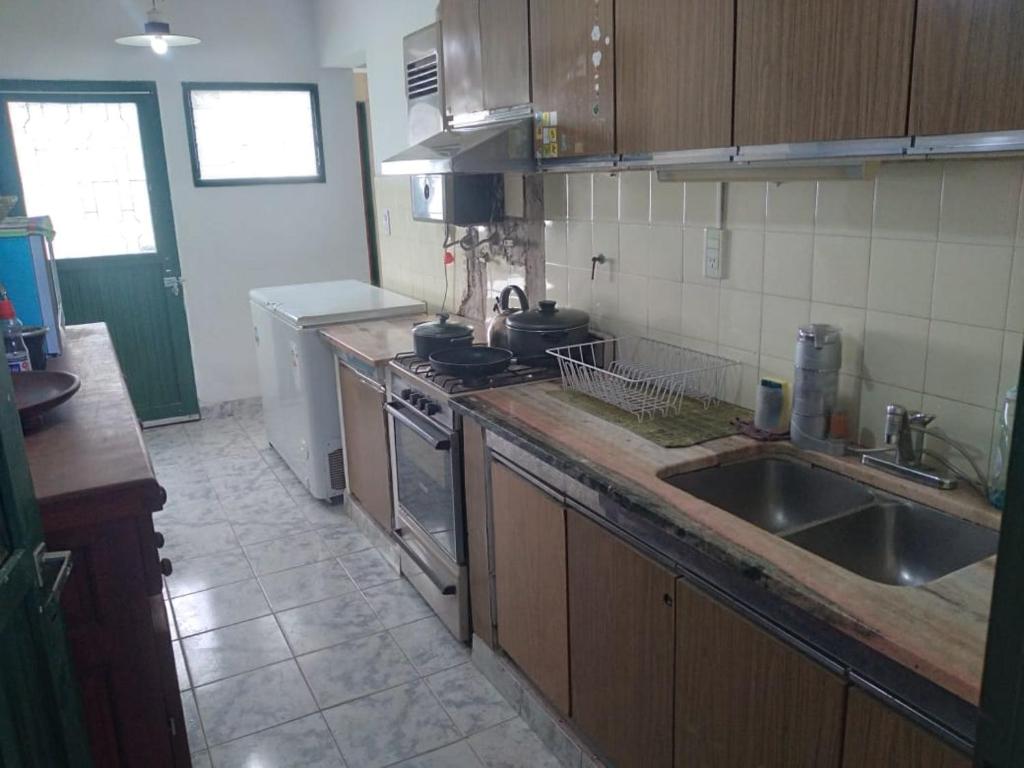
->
[232,518,313,546]
[166,600,178,641]
[219,493,304,524]
[190,751,212,768]
[211,473,286,504]
[323,681,461,768]
[393,740,485,768]
[295,498,351,528]
[467,718,562,768]
[298,630,419,708]
[276,591,384,655]
[162,521,239,563]
[320,523,375,556]
[244,530,339,575]
[173,640,190,691]
[258,558,357,612]
[194,659,317,747]
[340,547,399,589]
[181,689,206,754]
[426,663,517,736]
[172,578,270,637]
[182,615,292,686]
[208,713,344,768]
[390,616,470,675]
[362,578,434,629]
[203,453,268,480]
[165,549,254,599]
[158,498,227,527]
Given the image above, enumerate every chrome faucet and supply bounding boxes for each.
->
[863,403,957,489]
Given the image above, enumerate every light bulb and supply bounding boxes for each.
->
[150,36,169,55]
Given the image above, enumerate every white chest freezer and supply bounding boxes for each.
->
[250,280,424,499]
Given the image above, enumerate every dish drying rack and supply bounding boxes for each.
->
[546,337,739,421]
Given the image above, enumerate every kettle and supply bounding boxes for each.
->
[486,285,528,348]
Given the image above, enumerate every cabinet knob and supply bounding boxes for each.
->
[160,558,173,577]
[663,593,674,607]
[154,531,165,548]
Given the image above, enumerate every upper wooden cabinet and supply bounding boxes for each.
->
[530,0,615,157]
[567,510,676,768]
[843,689,971,768]
[734,0,916,145]
[440,0,529,116]
[615,0,734,154]
[909,0,1024,135]
[675,580,847,767]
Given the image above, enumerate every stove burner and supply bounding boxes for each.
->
[393,351,559,394]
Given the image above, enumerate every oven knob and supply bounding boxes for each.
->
[409,392,422,405]
[400,388,413,401]
[417,397,430,411]
[425,402,440,416]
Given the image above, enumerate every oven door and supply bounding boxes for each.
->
[385,400,466,565]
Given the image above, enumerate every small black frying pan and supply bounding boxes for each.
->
[428,345,513,379]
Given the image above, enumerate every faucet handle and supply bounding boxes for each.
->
[908,411,936,427]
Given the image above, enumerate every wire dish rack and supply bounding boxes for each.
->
[546,337,739,421]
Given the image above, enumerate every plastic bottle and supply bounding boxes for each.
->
[989,386,1017,510]
[0,284,31,374]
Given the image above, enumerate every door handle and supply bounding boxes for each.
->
[162,276,185,296]
[393,528,457,595]
[385,403,450,450]
[39,550,73,612]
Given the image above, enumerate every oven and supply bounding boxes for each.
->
[385,368,470,641]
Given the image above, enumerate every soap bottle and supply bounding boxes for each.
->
[0,284,30,373]
[989,386,1017,510]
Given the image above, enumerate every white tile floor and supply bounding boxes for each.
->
[147,405,560,768]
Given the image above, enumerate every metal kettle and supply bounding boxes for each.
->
[486,285,528,348]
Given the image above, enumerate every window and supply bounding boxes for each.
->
[182,83,325,186]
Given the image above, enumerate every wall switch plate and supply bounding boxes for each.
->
[703,227,723,279]
[382,208,392,236]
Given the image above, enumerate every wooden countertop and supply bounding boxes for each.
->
[458,380,998,707]
[319,313,486,365]
[23,324,163,529]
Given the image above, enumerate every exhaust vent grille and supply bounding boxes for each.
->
[328,447,347,491]
[406,52,439,99]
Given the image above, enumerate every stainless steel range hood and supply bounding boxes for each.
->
[381,116,535,176]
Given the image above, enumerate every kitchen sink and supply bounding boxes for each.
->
[662,456,998,586]
[784,501,998,587]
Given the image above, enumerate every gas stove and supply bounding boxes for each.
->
[390,350,560,396]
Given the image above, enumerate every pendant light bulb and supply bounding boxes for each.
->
[150,35,169,55]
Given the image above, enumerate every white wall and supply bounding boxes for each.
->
[0,0,369,405]
[315,0,438,172]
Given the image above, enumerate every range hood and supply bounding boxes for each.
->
[381,117,535,176]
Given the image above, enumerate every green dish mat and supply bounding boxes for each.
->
[546,388,753,449]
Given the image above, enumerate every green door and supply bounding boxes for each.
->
[0,80,199,423]
[0,362,91,767]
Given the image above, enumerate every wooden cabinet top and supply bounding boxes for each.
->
[23,324,163,528]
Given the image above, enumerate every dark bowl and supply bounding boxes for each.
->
[12,370,81,424]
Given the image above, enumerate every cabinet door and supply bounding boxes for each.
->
[491,461,570,714]
[530,0,615,157]
[734,0,915,145]
[842,689,971,768]
[441,0,484,117]
[463,419,494,647]
[567,510,675,768]
[479,0,530,109]
[909,0,1024,135]
[616,0,733,153]
[675,581,846,767]
[338,364,392,530]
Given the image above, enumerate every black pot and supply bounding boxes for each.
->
[22,326,47,371]
[412,313,474,358]
[428,345,513,379]
[505,300,589,361]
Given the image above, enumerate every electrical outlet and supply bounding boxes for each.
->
[381,208,392,236]
[703,227,723,279]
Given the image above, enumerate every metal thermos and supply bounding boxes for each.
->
[790,324,842,449]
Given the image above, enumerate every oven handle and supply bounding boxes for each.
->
[393,527,457,595]
[385,402,451,450]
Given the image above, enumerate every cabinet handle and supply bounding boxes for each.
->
[663,593,674,607]
[154,531,165,548]
[160,558,173,577]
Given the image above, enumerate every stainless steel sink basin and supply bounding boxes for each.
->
[662,457,873,534]
[784,502,998,587]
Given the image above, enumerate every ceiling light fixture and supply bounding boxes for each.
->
[115,0,200,55]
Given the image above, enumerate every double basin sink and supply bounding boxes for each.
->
[662,457,998,587]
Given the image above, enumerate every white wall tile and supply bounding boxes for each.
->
[939,160,1024,246]
[924,320,1003,408]
[815,180,874,237]
[1007,248,1024,332]
[932,242,1012,328]
[544,221,568,267]
[763,232,813,299]
[867,239,935,318]
[648,279,683,335]
[718,289,762,352]
[812,235,870,308]
[921,395,994,477]
[618,223,650,276]
[810,303,866,375]
[567,267,592,312]
[684,182,720,227]
[592,221,620,270]
[718,347,759,410]
[998,331,1023,402]
[680,283,720,343]
[858,379,923,445]
[619,172,651,223]
[760,295,809,360]
[542,174,568,221]
[591,266,618,319]
[766,181,815,233]
[648,225,684,282]
[616,273,649,328]
[725,182,766,230]
[836,373,863,439]
[545,263,568,306]
[722,230,764,293]
[862,311,929,390]
[567,173,592,221]
[592,173,619,221]
[873,162,942,241]
[566,220,593,270]
[651,178,685,224]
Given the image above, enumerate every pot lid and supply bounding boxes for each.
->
[506,300,589,331]
[413,313,474,339]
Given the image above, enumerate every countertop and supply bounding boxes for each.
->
[23,324,164,529]
[319,313,487,365]
[453,380,998,714]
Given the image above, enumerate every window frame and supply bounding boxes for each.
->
[181,81,326,187]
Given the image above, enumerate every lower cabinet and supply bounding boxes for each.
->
[842,688,971,768]
[567,510,676,767]
[491,460,570,714]
[674,580,847,767]
[338,362,392,530]
[463,420,494,647]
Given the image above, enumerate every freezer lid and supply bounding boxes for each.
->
[249,280,424,327]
